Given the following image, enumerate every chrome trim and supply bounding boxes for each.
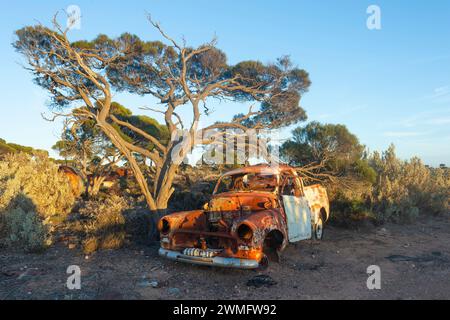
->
[159,248,259,269]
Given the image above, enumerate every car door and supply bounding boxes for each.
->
[281,174,312,242]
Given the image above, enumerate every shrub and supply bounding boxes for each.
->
[0,152,75,222]
[77,195,129,254]
[0,152,75,251]
[1,206,51,252]
[329,145,449,226]
[330,192,377,228]
[369,146,449,223]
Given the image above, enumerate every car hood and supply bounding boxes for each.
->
[209,192,277,212]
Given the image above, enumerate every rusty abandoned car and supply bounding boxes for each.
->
[158,164,330,269]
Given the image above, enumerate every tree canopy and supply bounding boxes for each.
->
[281,121,375,183]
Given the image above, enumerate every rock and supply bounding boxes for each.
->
[138,280,160,288]
[377,228,389,236]
[18,271,28,280]
[168,287,181,296]
[246,275,277,288]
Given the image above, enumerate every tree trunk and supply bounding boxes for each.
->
[88,176,106,196]
[95,115,180,240]
[97,120,158,210]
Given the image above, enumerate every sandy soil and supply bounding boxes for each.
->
[1,216,449,300]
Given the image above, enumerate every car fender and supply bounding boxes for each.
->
[231,209,288,249]
[160,210,205,232]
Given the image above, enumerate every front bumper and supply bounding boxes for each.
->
[158,248,259,269]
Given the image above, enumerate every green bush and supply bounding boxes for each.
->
[330,193,377,228]
[0,152,75,251]
[1,206,51,252]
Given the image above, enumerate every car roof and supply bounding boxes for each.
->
[222,163,296,176]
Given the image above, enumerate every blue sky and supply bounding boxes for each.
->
[0,0,449,166]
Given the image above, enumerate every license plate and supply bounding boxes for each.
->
[183,248,221,258]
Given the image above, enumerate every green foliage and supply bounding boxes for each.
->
[281,121,364,170]
[353,159,377,184]
[110,101,170,149]
[330,193,376,228]
[110,101,133,117]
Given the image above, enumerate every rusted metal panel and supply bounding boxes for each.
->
[304,184,330,221]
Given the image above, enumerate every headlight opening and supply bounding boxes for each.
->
[159,218,171,234]
[237,223,253,241]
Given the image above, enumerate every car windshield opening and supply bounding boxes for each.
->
[214,173,277,194]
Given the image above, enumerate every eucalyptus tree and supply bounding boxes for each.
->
[14,15,311,219]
